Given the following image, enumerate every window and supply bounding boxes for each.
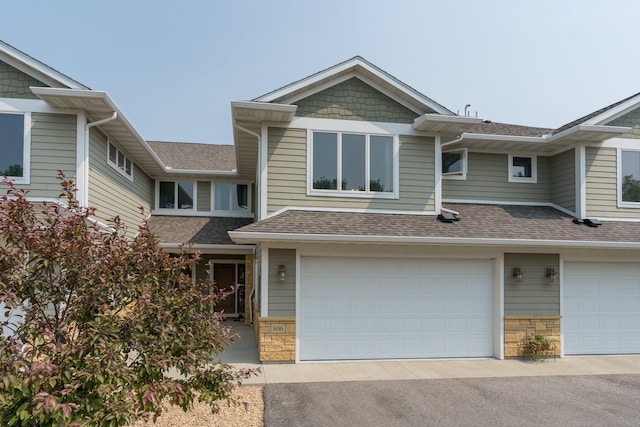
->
[508,154,537,183]
[107,141,133,180]
[159,181,194,209]
[0,112,30,183]
[620,149,640,205]
[215,183,248,211]
[442,149,467,179]
[310,131,396,196]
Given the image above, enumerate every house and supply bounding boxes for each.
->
[2,41,640,363]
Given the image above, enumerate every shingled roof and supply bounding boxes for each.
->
[465,121,553,137]
[147,141,236,172]
[147,216,253,245]
[231,204,640,247]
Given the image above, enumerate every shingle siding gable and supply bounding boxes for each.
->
[606,107,640,139]
[0,60,47,99]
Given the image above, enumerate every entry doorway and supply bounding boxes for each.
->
[211,261,245,316]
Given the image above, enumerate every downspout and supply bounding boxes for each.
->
[441,134,465,149]
[82,112,118,206]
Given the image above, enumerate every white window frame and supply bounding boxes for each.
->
[307,129,399,199]
[212,182,251,212]
[156,180,197,212]
[617,147,640,208]
[0,111,31,185]
[106,140,133,181]
[508,154,537,183]
[442,148,467,180]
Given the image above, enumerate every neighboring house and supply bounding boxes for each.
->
[2,41,640,363]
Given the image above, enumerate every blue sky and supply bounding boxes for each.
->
[2,1,640,144]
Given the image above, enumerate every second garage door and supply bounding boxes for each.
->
[299,257,494,361]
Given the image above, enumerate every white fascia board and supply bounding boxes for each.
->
[231,100,297,114]
[159,243,255,253]
[461,133,547,144]
[228,231,640,249]
[413,114,483,130]
[547,124,630,142]
[585,95,640,125]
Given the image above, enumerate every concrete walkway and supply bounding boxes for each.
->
[223,324,640,385]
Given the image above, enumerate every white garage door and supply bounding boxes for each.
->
[299,257,494,361]
[564,262,640,355]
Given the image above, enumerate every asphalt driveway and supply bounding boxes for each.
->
[264,374,640,426]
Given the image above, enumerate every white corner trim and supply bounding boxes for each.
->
[76,112,88,206]
[434,135,442,213]
[261,245,269,317]
[578,145,587,217]
[260,124,268,220]
[295,249,301,363]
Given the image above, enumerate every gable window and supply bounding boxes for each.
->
[107,141,133,180]
[214,183,249,211]
[0,112,30,184]
[508,154,537,183]
[159,181,194,210]
[442,149,467,180]
[310,131,396,197]
[620,149,640,206]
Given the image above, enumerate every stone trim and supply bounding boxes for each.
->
[504,315,561,357]
[257,317,295,362]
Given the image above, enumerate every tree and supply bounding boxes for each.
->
[0,172,257,426]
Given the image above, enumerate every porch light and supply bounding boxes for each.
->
[278,264,286,281]
[545,268,557,284]
[512,267,523,282]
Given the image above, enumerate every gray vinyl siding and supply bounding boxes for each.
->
[266,127,435,214]
[88,128,153,231]
[550,148,575,212]
[268,249,296,317]
[585,146,640,219]
[0,60,47,99]
[197,181,211,212]
[606,107,640,139]
[14,113,77,197]
[442,152,551,203]
[504,253,560,316]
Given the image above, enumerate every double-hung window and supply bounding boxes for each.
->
[508,154,537,183]
[310,131,396,197]
[0,112,30,184]
[619,149,640,206]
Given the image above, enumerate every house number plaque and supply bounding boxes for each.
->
[270,324,286,333]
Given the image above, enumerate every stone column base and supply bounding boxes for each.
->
[258,317,296,362]
[504,316,561,357]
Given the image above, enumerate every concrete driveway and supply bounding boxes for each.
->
[264,374,640,426]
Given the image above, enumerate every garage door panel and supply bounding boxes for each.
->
[300,257,493,360]
[564,262,640,355]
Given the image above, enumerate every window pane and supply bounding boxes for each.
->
[177,181,193,209]
[0,113,24,177]
[370,136,393,192]
[108,142,117,164]
[117,151,125,169]
[232,184,248,211]
[512,156,532,178]
[159,181,175,209]
[312,132,338,190]
[443,152,463,174]
[342,134,366,191]
[621,150,640,202]
[125,158,132,176]
[215,183,230,210]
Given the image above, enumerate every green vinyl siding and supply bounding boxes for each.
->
[13,113,77,197]
[504,253,560,316]
[268,248,296,317]
[550,148,575,212]
[266,127,435,214]
[88,128,153,232]
[606,107,640,139]
[294,77,419,124]
[443,152,551,203]
[0,60,47,99]
[197,181,211,212]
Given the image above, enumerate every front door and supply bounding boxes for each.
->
[213,263,237,314]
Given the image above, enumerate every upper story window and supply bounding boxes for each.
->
[508,154,537,183]
[442,149,467,180]
[619,149,640,206]
[0,112,30,184]
[159,181,194,210]
[214,183,249,211]
[310,131,397,198]
[107,141,133,180]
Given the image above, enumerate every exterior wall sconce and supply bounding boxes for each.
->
[512,267,523,282]
[545,268,557,284]
[278,264,286,281]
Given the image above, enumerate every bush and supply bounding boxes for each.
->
[0,172,257,426]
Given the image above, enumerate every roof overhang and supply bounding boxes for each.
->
[413,114,484,133]
[159,243,255,254]
[442,124,631,154]
[228,230,640,249]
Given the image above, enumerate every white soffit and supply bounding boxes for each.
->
[413,114,484,133]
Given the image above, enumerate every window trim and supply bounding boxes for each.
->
[213,182,251,212]
[306,129,399,199]
[508,154,537,183]
[0,111,31,185]
[153,180,253,217]
[106,140,134,181]
[442,148,467,180]
[617,148,640,208]
[156,180,197,211]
